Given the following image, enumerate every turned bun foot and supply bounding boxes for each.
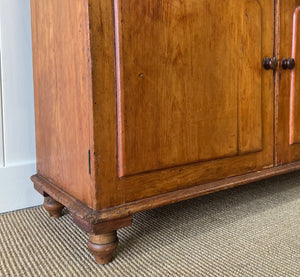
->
[88,232,119,264]
[43,196,64,218]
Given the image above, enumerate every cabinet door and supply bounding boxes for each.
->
[96,0,274,205]
[277,0,300,164]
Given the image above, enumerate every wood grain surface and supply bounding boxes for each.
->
[32,0,279,211]
[276,0,300,164]
[116,0,264,176]
[31,0,94,207]
[92,0,274,208]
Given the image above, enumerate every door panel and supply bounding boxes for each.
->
[277,0,300,164]
[91,0,276,207]
[115,0,267,177]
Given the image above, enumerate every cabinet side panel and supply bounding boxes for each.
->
[31,0,93,207]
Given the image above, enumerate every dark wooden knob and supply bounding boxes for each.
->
[281,58,295,70]
[263,57,278,70]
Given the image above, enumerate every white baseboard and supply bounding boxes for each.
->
[0,162,42,213]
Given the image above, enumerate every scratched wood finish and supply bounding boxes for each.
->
[32,160,300,224]
[116,0,264,177]
[31,0,94,207]
[276,0,300,164]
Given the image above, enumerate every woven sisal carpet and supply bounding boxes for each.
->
[0,172,300,277]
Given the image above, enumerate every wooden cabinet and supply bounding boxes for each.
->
[30,0,300,264]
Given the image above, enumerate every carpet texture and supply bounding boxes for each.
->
[0,172,300,277]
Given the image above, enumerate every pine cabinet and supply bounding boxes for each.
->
[31,0,300,264]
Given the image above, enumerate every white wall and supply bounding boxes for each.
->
[0,0,42,213]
